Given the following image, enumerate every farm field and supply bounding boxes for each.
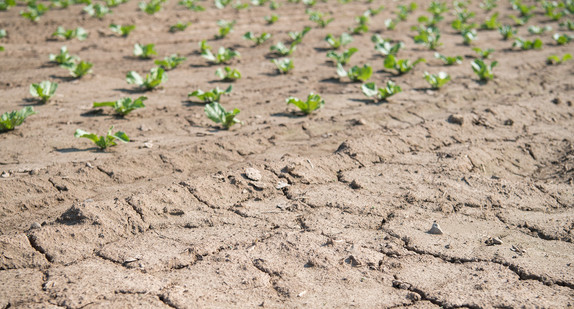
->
[1,0,574,307]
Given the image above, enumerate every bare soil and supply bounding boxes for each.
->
[1,0,574,308]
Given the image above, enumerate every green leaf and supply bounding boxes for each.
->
[286,93,324,115]
[0,107,36,132]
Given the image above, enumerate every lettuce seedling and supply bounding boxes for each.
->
[269,1,279,9]
[264,14,279,24]
[232,1,249,10]
[251,0,269,6]
[199,40,212,54]
[215,20,236,39]
[428,1,448,16]
[270,42,296,56]
[434,53,462,65]
[30,81,58,103]
[202,46,240,64]
[272,58,294,74]
[451,19,478,33]
[385,18,397,30]
[480,0,497,11]
[0,29,5,39]
[215,0,232,9]
[308,10,333,28]
[498,25,516,40]
[215,67,241,81]
[461,29,477,45]
[361,81,401,102]
[188,85,232,103]
[110,24,135,37]
[364,5,385,16]
[414,26,442,50]
[423,71,450,89]
[68,60,93,78]
[0,107,36,132]
[374,40,403,56]
[560,20,574,31]
[52,26,88,41]
[396,2,417,21]
[325,33,352,49]
[179,0,205,11]
[326,47,357,65]
[49,46,77,66]
[0,0,16,11]
[417,14,443,27]
[384,55,426,75]
[75,126,129,150]
[513,37,543,50]
[302,0,315,7]
[528,25,552,35]
[20,3,49,22]
[508,14,532,26]
[126,67,167,90]
[83,4,111,18]
[106,0,128,7]
[286,93,324,115]
[139,0,165,14]
[93,96,147,116]
[471,59,497,81]
[170,21,191,32]
[51,0,71,8]
[205,102,240,129]
[481,12,500,30]
[472,47,494,59]
[288,26,311,45]
[134,43,157,59]
[553,33,573,45]
[546,53,572,65]
[154,54,186,70]
[351,15,369,34]
[0,46,4,52]
[243,32,271,45]
[336,64,372,82]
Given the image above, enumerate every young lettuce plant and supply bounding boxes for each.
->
[272,58,294,74]
[308,10,333,28]
[472,47,494,59]
[270,42,296,56]
[75,126,129,150]
[498,25,516,40]
[481,12,500,30]
[110,24,135,37]
[461,29,477,45]
[126,67,167,90]
[423,71,450,89]
[373,38,403,56]
[215,20,236,39]
[179,0,205,11]
[546,53,572,65]
[385,18,398,30]
[68,60,93,78]
[288,26,311,45]
[560,20,574,31]
[92,96,147,116]
[243,32,271,46]
[170,21,191,32]
[513,37,543,50]
[325,33,352,49]
[471,59,497,82]
[351,15,369,34]
[134,43,157,59]
[49,46,77,66]
[154,54,187,70]
[414,26,442,50]
[83,3,111,19]
[188,86,232,103]
[139,0,165,14]
[435,53,462,65]
[361,81,401,102]
[0,0,16,11]
[30,81,58,103]
[553,33,573,45]
[215,67,241,81]
[480,0,497,11]
[199,40,212,54]
[202,46,240,64]
[264,14,279,24]
[0,107,36,132]
[205,102,241,129]
[528,25,552,35]
[384,55,426,75]
[336,64,372,82]
[52,26,88,41]
[215,0,232,9]
[326,47,357,65]
[286,93,324,115]
[20,3,49,22]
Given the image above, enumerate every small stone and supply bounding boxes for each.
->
[504,119,514,126]
[1,171,10,178]
[428,221,444,235]
[485,237,503,246]
[29,169,40,176]
[276,181,290,189]
[245,167,262,181]
[143,142,153,149]
[250,181,266,190]
[86,162,93,168]
[30,222,42,230]
[448,114,464,125]
[350,180,362,189]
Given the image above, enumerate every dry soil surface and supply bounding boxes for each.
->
[1,0,574,308]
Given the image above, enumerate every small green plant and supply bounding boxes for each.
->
[139,0,165,14]
[325,33,352,49]
[0,0,16,11]
[68,60,93,78]
[428,1,448,16]
[414,26,442,50]
[133,43,157,59]
[423,71,450,89]
[528,25,552,35]
[508,14,532,26]
[154,54,187,70]
[471,59,497,81]
[188,86,232,103]
[472,47,494,59]
[560,20,574,31]
[170,21,191,32]
[385,18,398,30]
[553,33,573,45]
[126,67,167,90]
[83,3,111,18]
[243,32,271,45]
[513,37,543,50]
[351,15,369,34]
[215,19,236,39]
[110,24,135,37]
[92,96,147,116]
[0,107,36,132]
[336,64,372,82]
[75,126,129,150]
[20,3,49,22]
[49,46,77,66]
[434,53,463,65]
[288,26,311,45]
[264,14,279,24]
[179,0,205,11]
[546,53,572,65]
[30,81,58,103]
[364,5,385,16]
[202,46,240,64]
[199,40,212,54]
[272,58,294,74]
[372,36,403,56]
[396,2,417,21]
[204,102,241,129]
[232,0,249,10]
[308,10,333,28]
[270,42,296,56]
[0,29,5,39]
[106,0,128,7]
[480,0,497,11]
[461,29,477,45]
[498,25,516,40]
[361,81,401,102]
[326,47,357,65]
[52,26,88,41]
[286,93,324,115]
[215,0,232,9]
[384,55,426,75]
[215,67,241,81]
[481,12,500,30]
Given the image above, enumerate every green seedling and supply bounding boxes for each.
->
[461,29,477,45]
[270,42,296,56]
[434,53,462,65]
[480,0,497,11]
[553,33,573,45]
[52,26,88,41]
[423,71,450,89]
[243,32,271,45]
[302,0,315,7]
[385,18,398,30]
[179,0,205,11]
[513,37,543,50]
[417,14,443,27]
[232,1,249,10]
[560,20,574,31]
[374,40,403,56]
[50,0,71,9]
[170,21,191,32]
[472,47,494,59]
[336,64,372,82]
[188,85,232,103]
[508,14,532,26]
[513,2,536,17]
[204,102,241,129]
[0,107,36,132]
[384,55,426,75]
[67,60,93,78]
[364,5,385,16]
[83,3,111,18]
[215,19,236,39]
[546,53,572,65]
[397,2,417,21]
[325,33,352,49]
[75,126,129,150]
[454,8,474,23]
[49,46,77,66]
[269,0,279,9]
[498,25,516,40]
[93,96,147,116]
[0,0,16,11]
[481,12,500,30]
[428,1,448,16]
[139,0,165,14]
[20,3,49,22]
[471,59,497,81]
[215,0,231,9]
[326,47,357,65]
[286,93,324,115]
[451,19,478,32]
[251,0,269,6]
[272,58,294,74]
[361,81,401,102]
[154,54,187,70]
[202,46,240,64]
[264,14,279,24]
[308,10,333,28]
[215,67,241,81]
[414,26,442,50]
[126,67,167,90]
[0,29,5,39]
[199,40,212,53]
[30,81,58,103]
[134,43,157,59]
[288,26,311,45]
[110,24,135,37]
[528,25,552,34]
[351,15,369,34]
[106,0,128,7]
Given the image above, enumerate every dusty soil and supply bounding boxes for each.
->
[1,0,574,307]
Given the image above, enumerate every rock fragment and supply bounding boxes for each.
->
[485,237,503,246]
[448,114,464,125]
[428,221,444,235]
[244,167,262,181]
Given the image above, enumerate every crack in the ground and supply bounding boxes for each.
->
[26,234,53,263]
[158,294,179,309]
[252,258,289,298]
[125,197,146,223]
[392,280,480,309]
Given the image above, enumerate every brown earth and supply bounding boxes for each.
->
[1,0,574,307]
